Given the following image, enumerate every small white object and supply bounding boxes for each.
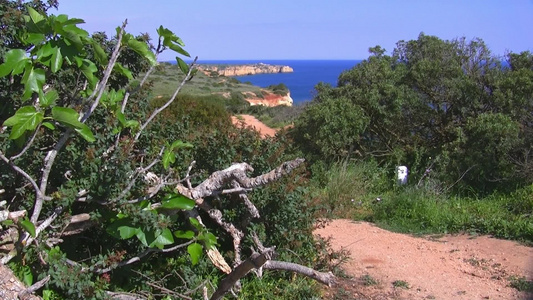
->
[397,166,408,185]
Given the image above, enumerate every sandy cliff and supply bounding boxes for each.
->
[242,90,293,107]
[198,63,293,76]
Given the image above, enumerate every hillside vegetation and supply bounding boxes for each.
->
[0,1,532,299]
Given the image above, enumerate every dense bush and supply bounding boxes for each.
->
[291,34,533,194]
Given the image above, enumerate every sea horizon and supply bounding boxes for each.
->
[170,59,364,104]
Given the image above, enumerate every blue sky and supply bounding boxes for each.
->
[55,0,533,61]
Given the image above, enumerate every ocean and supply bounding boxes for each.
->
[194,60,362,104]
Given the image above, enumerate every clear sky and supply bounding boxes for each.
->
[54,0,533,61]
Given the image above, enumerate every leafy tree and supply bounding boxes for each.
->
[0,4,333,299]
[292,33,533,193]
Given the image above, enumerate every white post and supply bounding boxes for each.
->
[397,166,408,185]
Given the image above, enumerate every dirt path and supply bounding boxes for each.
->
[231,114,277,138]
[315,219,533,300]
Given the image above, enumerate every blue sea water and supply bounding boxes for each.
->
[195,60,362,104]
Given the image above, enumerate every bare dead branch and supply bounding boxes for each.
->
[94,239,194,274]
[177,158,305,200]
[106,291,147,300]
[210,247,275,300]
[263,261,336,287]
[196,199,244,267]
[18,275,50,299]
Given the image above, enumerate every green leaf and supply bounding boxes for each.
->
[177,57,189,74]
[91,39,108,65]
[149,228,174,249]
[75,124,96,142]
[118,226,139,239]
[3,106,43,140]
[116,110,126,127]
[127,39,157,66]
[42,122,55,130]
[27,7,45,25]
[187,243,203,265]
[201,232,218,248]
[161,194,195,210]
[174,230,195,239]
[52,107,95,141]
[22,266,33,286]
[35,42,54,61]
[188,217,202,230]
[0,49,29,77]
[42,290,52,300]
[114,62,133,80]
[62,29,84,50]
[162,149,175,170]
[51,106,83,128]
[79,59,98,88]
[50,47,63,73]
[20,220,36,238]
[25,33,45,45]
[136,230,148,247]
[41,89,58,107]
[21,67,46,99]
[171,140,194,149]
[124,120,139,128]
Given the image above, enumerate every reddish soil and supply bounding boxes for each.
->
[315,219,533,300]
[231,114,277,138]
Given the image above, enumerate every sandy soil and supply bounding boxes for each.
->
[315,219,533,300]
[231,114,277,138]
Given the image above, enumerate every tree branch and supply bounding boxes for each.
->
[210,247,276,300]
[0,151,44,202]
[133,57,198,143]
[263,260,336,287]
[176,158,305,200]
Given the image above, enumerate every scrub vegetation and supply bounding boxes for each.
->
[0,1,531,299]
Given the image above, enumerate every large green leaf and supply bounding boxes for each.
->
[3,106,43,140]
[187,243,203,265]
[171,140,193,149]
[62,29,84,51]
[40,89,58,107]
[91,39,108,65]
[35,42,54,61]
[74,124,96,142]
[177,57,189,75]
[25,33,45,45]
[114,62,133,80]
[78,58,98,88]
[20,219,36,238]
[161,194,195,210]
[27,7,45,26]
[174,230,195,239]
[21,66,46,99]
[0,49,29,77]
[149,228,174,249]
[22,266,33,286]
[118,226,139,239]
[50,47,63,73]
[127,39,157,66]
[52,106,83,128]
[162,149,175,170]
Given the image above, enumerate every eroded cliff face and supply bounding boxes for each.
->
[242,90,293,107]
[198,63,293,76]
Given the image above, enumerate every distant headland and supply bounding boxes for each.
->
[197,63,294,77]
